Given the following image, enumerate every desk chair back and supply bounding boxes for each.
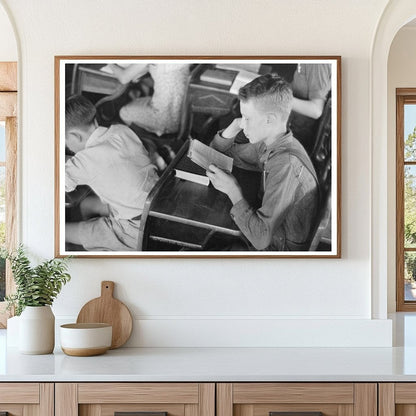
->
[308,96,333,251]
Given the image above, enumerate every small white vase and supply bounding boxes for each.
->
[19,305,55,354]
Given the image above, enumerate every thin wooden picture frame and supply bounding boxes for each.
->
[55,56,341,258]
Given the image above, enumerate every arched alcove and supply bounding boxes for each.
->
[371,0,416,319]
[0,0,18,327]
[387,20,416,313]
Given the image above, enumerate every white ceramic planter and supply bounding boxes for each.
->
[19,305,55,354]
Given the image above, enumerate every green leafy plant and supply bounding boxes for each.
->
[3,246,71,316]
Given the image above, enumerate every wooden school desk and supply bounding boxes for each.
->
[138,140,261,251]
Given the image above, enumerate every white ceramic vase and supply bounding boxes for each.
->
[19,305,55,354]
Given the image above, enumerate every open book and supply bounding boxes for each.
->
[188,139,233,172]
[175,140,233,186]
[174,156,210,186]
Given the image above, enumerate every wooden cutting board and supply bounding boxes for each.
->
[76,281,133,349]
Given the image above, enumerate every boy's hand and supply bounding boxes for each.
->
[206,165,243,205]
[221,118,243,139]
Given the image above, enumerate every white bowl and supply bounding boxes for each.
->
[60,323,112,356]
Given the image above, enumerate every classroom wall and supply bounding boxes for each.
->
[0,0,395,347]
[387,26,416,312]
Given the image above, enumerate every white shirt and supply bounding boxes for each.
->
[65,124,158,220]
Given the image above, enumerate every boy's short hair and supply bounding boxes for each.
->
[65,95,97,131]
[238,73,293,122]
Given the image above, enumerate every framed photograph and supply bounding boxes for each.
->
[55,56,341,258]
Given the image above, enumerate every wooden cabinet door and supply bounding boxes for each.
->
[55,383,215,416]
[0,383,53,416]
[217,383,377,416]
[379,383,416,416]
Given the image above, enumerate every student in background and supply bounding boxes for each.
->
[289,63,331,152]
[65,95,158,251]
[109,63,190,137]
[207,74,319,251]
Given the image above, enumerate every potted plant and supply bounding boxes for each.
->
[3,245,71,354]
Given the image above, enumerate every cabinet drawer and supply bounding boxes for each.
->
[0,383,53,416]
[56,383,215,416]
[233,383,354,404]
[82,404,186,416]
[379,383,416,415]
[78,383,199,404]
[0,383,39,403]
[218,383,376,416]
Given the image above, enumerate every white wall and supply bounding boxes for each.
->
[0,3,16,61]
[0,0,394,347]
[387,26,416,312]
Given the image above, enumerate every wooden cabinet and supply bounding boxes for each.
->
[2,380,414,416]
[53,382,380,416]
[55,383,215,416]
[0,383,53,416]
[379,383,416,416]
[217,383,377,416]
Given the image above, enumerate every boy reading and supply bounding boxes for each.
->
[65,95,158,251]
[207,74,319,251]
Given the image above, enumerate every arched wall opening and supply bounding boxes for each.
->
[0,1,18,327]
[371,0,416,319]
[387,18,416,313]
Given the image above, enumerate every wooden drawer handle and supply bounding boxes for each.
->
[115,412,167,416]
[270,413,323,416]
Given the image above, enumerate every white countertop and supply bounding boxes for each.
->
[2,345,416,382]
[3,313,416,382]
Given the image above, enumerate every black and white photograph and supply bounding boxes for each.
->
[55,57,341,257]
